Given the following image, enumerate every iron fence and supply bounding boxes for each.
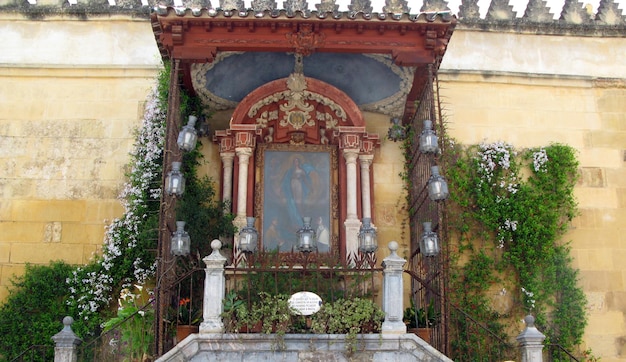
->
[8,345,53,362]
[545,344,581,362]
[226,249,382,308]
[76,302,155,362]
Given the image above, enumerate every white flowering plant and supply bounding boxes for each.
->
[445,140,585,358]
[66,70,167,332]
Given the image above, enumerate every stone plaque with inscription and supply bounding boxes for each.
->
[288,291,322,316]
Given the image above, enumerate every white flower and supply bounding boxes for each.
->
[532,148,548,173]
[67,82,164,318]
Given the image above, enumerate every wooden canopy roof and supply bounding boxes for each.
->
[150,5,456,123]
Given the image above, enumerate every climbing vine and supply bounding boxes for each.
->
[65,66,168,331]
[65,62,234,339]
[443,140,587,359]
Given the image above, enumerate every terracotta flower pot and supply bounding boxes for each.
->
[408,327,431,344]
[176,325,199,342]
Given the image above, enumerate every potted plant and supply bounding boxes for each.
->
[311,298,385,354]
[175,297,202,342]
[403,299,439,343]
[222,290,253,333]
[252,292,294,334]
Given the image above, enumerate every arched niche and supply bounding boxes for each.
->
[215,73,379,259]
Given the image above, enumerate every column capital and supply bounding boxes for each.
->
[220,152,235,163]
[235,147,253,159]
[359,154,374,165]
[343,148,360,163]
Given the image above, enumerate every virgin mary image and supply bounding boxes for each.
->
[263,151,331,251]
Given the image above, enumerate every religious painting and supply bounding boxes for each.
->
[257,144,336,253]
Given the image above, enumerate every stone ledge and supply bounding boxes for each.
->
[157,333,453,362]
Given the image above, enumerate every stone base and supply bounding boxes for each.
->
[157,333,452,362]
[199,319,224,334]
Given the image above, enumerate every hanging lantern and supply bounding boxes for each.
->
[171,221,191,256]
[420,221,440,257]
[418,120,439,154]
[165,161,185,196]
[387,117,407,142]
[177,115,199,152]
[427,165,449,201]
[358,217,378,253]
[297,217,317,253]
[238,217,258,253]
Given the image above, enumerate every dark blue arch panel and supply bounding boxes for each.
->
[203,52,402,105]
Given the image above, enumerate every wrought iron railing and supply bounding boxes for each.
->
[545,344,581,362]
[9,345,53,362]
[447,305,516,361]
[226,249,381,307]
[77,302,155,362]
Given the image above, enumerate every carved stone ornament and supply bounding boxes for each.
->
[248,73,348,130]
[220,0,244,11]
[486,0,516,20]
[383,0,409,15]
[182,0,212,13]
[458,0,480,19]
[420,0,449,13]
[523,0,554,22]
[116,0,143,9]
[284,0,310,16]
[251,0,277,13]
[595,0,625,25]
[315,0,339,13]
[559,0,592,24]
[348,0,373,15]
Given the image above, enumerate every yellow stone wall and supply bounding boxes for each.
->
[439,28,626,361]
[0,16,161,301]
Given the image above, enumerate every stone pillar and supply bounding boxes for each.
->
[381,241,407,334]
[234,147,252,221]
[516,315,546,362]
[343,149,360,257]
[358,154,374,220]
[220,152,235,210]
[52,316,82,362]
[200,240,227,333]
[343,149,359,220]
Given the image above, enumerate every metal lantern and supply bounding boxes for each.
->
[177,115,199,152]
[238,217,258,253]
[427,165,449,202]
[165,161,185,196]
[420,221,440,257]
[358,217,378,253]
[418,120,439,154]
[171,221,191,256]
[387,117,407,142]
[297,217,317,253]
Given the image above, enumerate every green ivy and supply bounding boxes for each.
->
[0,262,75,361]
[443,141,587,359]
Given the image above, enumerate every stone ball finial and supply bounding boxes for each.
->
[524,314,535,327]
[63,316,74,327]
[211,239,222,251]
[388,240,399,252]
